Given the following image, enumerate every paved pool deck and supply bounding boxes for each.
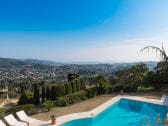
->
[48,95,165,126]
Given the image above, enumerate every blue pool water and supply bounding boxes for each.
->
[60,99,168,126]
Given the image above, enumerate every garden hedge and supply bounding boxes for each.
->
[50,85,66,100]
[18,91,33,105]
[85,87,98,98]
[112,85,137,92]
[6,104,34,115]
[65,83,72,94]
[71,81,77,93]
[56,91,88,106]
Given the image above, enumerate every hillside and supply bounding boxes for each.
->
[0,57,157,85]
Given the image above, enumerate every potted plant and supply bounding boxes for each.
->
[50,115,56,125]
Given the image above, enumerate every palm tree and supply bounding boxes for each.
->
[140,45,168,72]
[140,45,168,62]
[95,75,106,95]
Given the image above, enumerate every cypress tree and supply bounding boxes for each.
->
[71,81,77,93]
[65,83,72,94]
[46,86,50,100]
[33,84,40,106]
[80,79,86,89]
[50,86,57,100]
[42,86,45,103]
[76,79,80,91]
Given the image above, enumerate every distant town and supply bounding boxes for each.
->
[0,57,157,87]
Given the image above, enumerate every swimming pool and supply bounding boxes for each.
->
[60,98,168,126]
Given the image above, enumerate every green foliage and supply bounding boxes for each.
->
[65,83,72,94]
[71,81,77,93]
[50,85,66,100]
[55,85,66,97]
[6,104,34,115]
[75,79,81,91]
[56,91,88,106]
[161,88,168,93]
[138,86,154,92]
[46,86,50,100]
[103,86,112,94]
[18,91,33,105]
[141,45,168,90]
[112,85,123,92]
[80,78,86,89]
[144,69,168,90]
[68,74,79,82]
[56,97,69,106]
[95,75,106,95]
[42,100,54,111]
[115,63,149,87]
[42,86,45,103]
[96,75,106,83]
[123,85,137,92]
[33,84,40,106]
[112,85,137,92]
[0,108,6,118]
[50,86,57,100]
[108,77,116,85]
[50,114,56,120]
[85,87,98,98]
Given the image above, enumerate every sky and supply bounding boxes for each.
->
[0,0,168,63]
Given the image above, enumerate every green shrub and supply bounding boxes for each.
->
[18,91,33,105]
[6,104,34,115]
[103,86,112,94]
[56,97,69,106]
[68,74,79,82]
[42,100,54,111]
[65,83,72,94]
[162,88,168,93]
[50,85,66,100]
[55,85,66,97]
[80,91,88,100]
[138,86,154,92]
[71,81,77,93]
[112,85,123,92]
[85,87,97,98]
[75,80,80,91]
[112,85,137,93]
[68,93,80,104]
[0,108,6,118]
[56,91,88,106]
[80,79,86,89]
[8,92,19,98]
[123,85,132,92]
[132,85,138,92]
